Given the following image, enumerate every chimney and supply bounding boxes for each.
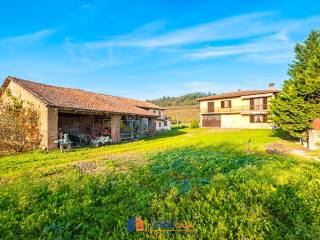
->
[268,83,275,91]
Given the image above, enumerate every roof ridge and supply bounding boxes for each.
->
[217,89,263,94]
[9,76,161,109]
[5,76,158,116]
[8,76,52,106]
[196,89,279,101]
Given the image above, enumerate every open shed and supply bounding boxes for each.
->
[0,76,158,149]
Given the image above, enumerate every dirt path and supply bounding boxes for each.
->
[266,143,319,160]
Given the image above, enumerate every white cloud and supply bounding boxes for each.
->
[185,32,296,63]
[0,29,57,44]
[86,12,279,49]
[242,52,294,64]
[64,13,320,67]
[83,13,320,50]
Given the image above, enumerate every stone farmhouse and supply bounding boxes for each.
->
[0,76,171,150]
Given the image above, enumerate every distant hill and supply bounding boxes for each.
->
[147,92,215,123]
[147,92,214,107]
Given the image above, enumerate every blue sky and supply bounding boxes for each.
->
[0,0,320,100]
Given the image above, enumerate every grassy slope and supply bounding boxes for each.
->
[0,128,319,239]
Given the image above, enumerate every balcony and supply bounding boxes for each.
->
[204,105,268,114]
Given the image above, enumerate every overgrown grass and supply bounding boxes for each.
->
[0,128,319,239]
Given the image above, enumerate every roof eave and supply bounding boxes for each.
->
[47,105,157,117]
[0,76,13,98]
[196,90,280,101]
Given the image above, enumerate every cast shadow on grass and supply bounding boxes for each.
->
[143,126,187,141]
[2,143,319,239]
[270,128,298,142]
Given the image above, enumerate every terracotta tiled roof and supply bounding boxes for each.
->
[197,89,279,101]
[2,76,159,117]
[105,95,164,110]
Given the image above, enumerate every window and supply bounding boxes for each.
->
[159,122,161,128]
[164,120,168,127]
[207,102,214,112]
[221,100,232,108]
[250,114,267,123]
[250,97,267,110]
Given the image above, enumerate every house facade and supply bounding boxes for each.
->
[0,76,170,150]
[149,108,171,131]
[197,84,279,129]
[309,119,320,150]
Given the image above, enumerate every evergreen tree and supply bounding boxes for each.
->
[271,30,320,141]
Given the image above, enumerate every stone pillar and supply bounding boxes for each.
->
[39,107,58,150]
[111,115,121,142]
[47,108,58,150]
[309,130,320,150]
[148,118,156,136]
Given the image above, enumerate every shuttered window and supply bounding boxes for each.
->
[207,102,214,112]
[263,97,267,110]
[250,97,268,110]
[250,99,254,110]
[221,100,231,108]
[250,114,267,123]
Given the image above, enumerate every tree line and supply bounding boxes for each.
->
[147,92,214,107]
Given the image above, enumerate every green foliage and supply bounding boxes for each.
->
[271,30,320,139]
[0,129,319,239]
[190,119,199,128]
[147,92,214,107]
[0,90,41,153]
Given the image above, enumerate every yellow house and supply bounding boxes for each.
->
[197,84,279,129]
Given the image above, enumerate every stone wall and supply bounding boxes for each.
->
[309,119,320,150]
[1,81,51,150]
[312,119,320,130]
[309,130,320,150]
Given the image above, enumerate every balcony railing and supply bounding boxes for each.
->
[205,105,268,113]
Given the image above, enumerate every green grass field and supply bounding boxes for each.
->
[0,127,319,239]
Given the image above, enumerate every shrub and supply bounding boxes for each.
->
[190,119,199,128]
[0,90,41,153]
